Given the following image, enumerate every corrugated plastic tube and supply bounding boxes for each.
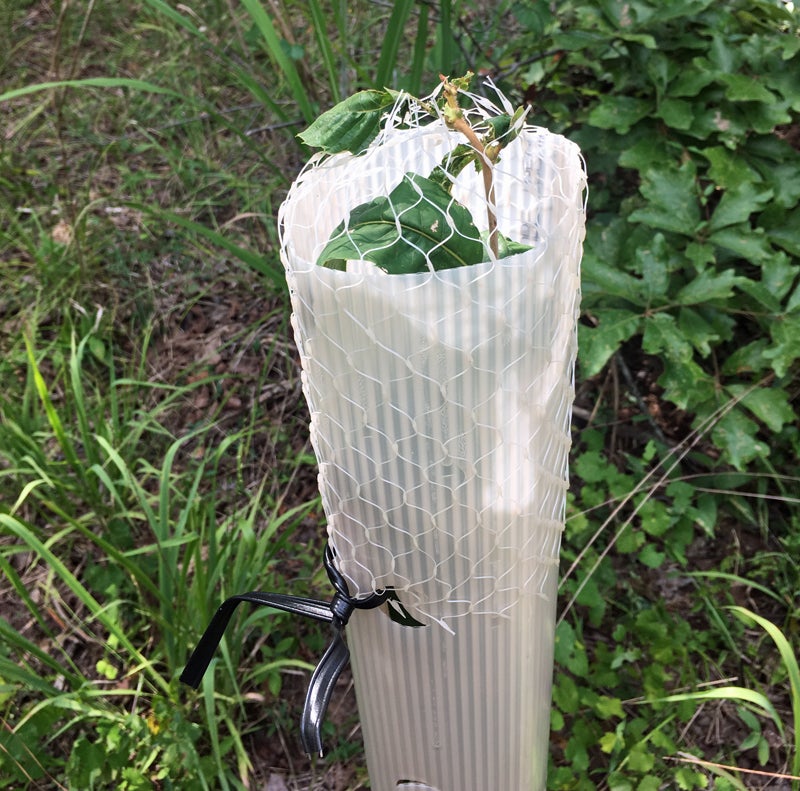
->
[279,124,586,791]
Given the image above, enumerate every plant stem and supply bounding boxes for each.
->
[441,78,499,259]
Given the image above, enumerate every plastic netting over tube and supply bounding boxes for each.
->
[279,100,586,790]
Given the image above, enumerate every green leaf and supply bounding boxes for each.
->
[594,695,625,719]
[762,205,800,257]
[599,731,619,754]
[639,498,673,538]
[618,135,676,172]
[678,307,720,357]
[657,97,694,130]
[578,310,643,376]
[708,226,773,265]
[638,544,666,569]
[374,0,415,91]
[429,145,480,192]
[721,339,771,376]
[628,162,700,237]
[653,685,783,734]
[727,385,795,432]
[736,278,782,312]
[553,674,581,715]
[130,202,285,288]
[711,408,765,470]
[642,313,692,361]
[317,174,489,273]
[636,234,674,306]
[658,358,716,410]
[513,3,553,35]
[494,231,532,258]
[729,605,800,777]
[701,146,760,189]
[760,252,797,301]
[627,745,655,773]
[684,242,715,269]
[676,268,740,305]
[739,97,792,134]
[588,96,652,134]
[763,314,800,378]
[669,59,717,97]
[707,183,773,233]
[582,253,646,304]
[298,89,400,154]
[756,160,800,209]
[720,73,777,103]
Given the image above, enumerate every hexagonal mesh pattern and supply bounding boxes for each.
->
[279,108,585,627]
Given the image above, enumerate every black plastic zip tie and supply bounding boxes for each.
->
[180,543,390,756]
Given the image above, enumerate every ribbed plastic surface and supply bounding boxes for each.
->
[279,123,585,790]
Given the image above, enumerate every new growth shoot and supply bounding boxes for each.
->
[298,73,530,274]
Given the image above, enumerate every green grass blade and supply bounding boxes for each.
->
[689,571,786,605]
[9,477,49,515]
[730,605,800,778]
[129,203,285,287]
[308,0,341,103]
[229,63,292,124]
[140,0,295,129]
[0,77,182,104]
[0,615,81,686]
[92,435,157,527]
[375,0,414,89]
[438,0,454,74]
[69,333,103,472]
[35,487,164,604]
[0,513,170,695]
[202,668,232,791]
[139,0,205,36]
[22,334,83,478]
[239,0,315,123]
[408,3,430,96]
[652,686,784,735]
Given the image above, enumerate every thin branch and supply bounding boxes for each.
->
[441,77,498,258]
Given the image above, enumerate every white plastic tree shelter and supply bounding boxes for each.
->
[278,107,586,791]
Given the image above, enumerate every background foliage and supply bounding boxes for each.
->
[1,0,798,788]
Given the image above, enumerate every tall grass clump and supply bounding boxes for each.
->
[0,311,321,788]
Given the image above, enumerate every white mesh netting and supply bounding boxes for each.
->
[279,96,586,627]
